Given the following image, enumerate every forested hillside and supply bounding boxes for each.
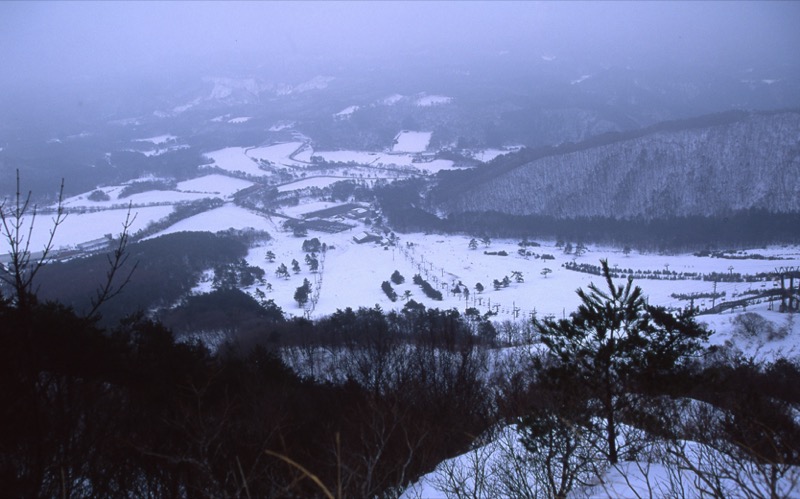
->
[435,110,800,220]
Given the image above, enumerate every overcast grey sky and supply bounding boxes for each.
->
[1,1,798,90]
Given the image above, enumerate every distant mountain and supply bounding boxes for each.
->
[434,110,800,220]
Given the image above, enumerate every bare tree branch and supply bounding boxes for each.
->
[85,203,138,319]
[0,171,66,310]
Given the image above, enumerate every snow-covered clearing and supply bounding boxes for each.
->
[291,144,314,163]
[23,206,173,251]
[137,144,190,157]
[172,97,201,114]
[571,74,593,85]
[471,145,524,162]
[278,200,343,219]
[415,94,452,106]
[148,204,270,238]
[134,135,176,145]
[203,147,269,177]
[60,174,251,210]
[109,190,211,206]
[175,174,253,196]
[276,177,350,193]
[62,187,208,209]
[393,131,431,153]
[269,122,294,132]
[381,94,404,105]
[312,149,456,172]
[246,142,307,167]
[204,143,311,176]
[220,219,800,358]
[334,106,359,118]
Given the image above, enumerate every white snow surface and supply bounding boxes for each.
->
[148,204,268,238]
[62,188,202,209]
[381,94,404,105]
[246,142,307,167]
[134,135,176,145]
[335,106,359,118]
[571,74,593,85]
[60,174,252,210]
[472,145,523,162]
[138,144,190,157]
[392,131,432,153]
[203,147,269,177]
[229,222,800,341]
[22,206,173,251]
[401,422,800,499]
[415,94,452,106]
[276,177,350,193]
[175,175,253,196]
[269,122,294,132]
[276,75,334,95]
[313,149,456,172]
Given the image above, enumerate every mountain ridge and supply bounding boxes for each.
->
[434,109,800,220]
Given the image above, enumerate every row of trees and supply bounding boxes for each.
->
[413,273,443,301]
[376,182,800,251]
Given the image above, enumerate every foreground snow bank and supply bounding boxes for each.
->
[402,422,800,498]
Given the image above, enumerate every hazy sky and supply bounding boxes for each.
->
[0,1,800,122]
[1,1,798,91]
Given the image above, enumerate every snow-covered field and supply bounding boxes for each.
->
[472,145,524,162]
[134,135,176,145]
[249,225,800,328]
[381,94,404,105]
[60,174,253,209]
[92,190,776,355]
[276,176,350,193]
[269,121,294,131]
[23,205,173,251]
[393,131,432,153]
[415,94,452,106]
[312,149,456,172]
[334,106,359,118]
[204,147,269,177]
[175,174,253,196]
[279,200,342,218]
[148,204,270,238]
[202,141,312,176]
[138,144,190,157]
[246,142,307,167]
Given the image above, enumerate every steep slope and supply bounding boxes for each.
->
[435,111,800,220]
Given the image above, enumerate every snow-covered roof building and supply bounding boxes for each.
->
[353,232,381,244]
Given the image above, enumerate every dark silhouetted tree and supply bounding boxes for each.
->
[534,259,709,464]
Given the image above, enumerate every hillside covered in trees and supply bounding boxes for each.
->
[434,110,800,220]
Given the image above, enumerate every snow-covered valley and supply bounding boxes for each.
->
[18,135,799,354]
